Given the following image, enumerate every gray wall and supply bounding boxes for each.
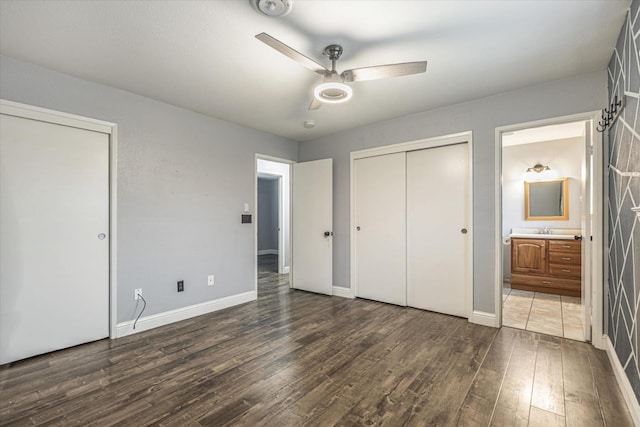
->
[607,1,640,401]
[0,55,298,323]
[299,70,606,314]
[257,178,279,252]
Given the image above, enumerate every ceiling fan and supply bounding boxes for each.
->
[255,33,428,110]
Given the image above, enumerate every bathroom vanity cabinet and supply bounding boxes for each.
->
[511,237,581,297]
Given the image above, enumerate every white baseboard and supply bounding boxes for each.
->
[116,291,256,338]
[332,286,353,298]
[258,249,278,255]
[604,336,640,426]
[470,310,498,328]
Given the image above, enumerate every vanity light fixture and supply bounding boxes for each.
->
[314,81,353,104]
[526,163,551,173]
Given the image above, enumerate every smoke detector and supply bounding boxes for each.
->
[251,0,293,17]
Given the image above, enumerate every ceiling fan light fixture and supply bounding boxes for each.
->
[314,82,353,104]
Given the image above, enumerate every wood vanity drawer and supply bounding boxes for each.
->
[548,252,581,265]
[511,273,580,296]
[548,263,581,278]
[548,239,581,253]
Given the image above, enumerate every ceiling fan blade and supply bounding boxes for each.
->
[309,97,322,110]
[341,61,427,83]
[256,33,328,75]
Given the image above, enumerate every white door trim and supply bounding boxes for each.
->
[0,99,118,340]
[494,111,604,348]
[255,154,294,292]
[350,131,474,317]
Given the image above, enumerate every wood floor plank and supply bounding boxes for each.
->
[528,406,565,427]
[530,338,565,416]
[455,327,519,426]
[589,354,635,427]
[489,330,539,426]
[0,255,632,426]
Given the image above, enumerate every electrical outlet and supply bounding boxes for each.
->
[208,275,214,286]
[177,280,184,292]
[134,288,142,300]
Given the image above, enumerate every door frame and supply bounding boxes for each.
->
[494,111,605,349]
[350,131,474,317]
[254,154,294,291]
[0,99,119,339]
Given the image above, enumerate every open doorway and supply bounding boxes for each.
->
[256,157,291,294]
[257,175,280,273]
[498,117,601,343]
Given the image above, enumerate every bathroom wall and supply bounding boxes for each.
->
[502,137,584,236]
[502,137,584,280]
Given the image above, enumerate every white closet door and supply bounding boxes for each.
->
[407,143,469,317]
[354,153,406,306]
[0,114,109,364]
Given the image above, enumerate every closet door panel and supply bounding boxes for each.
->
[407,143,469,317]
[0,113,109,364]
[354,153,406,306]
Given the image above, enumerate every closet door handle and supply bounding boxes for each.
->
[461,228,468,234]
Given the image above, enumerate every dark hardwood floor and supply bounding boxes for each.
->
[0,255,633,426]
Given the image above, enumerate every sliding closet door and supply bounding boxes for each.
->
[407,143,469,317]
[354,153,406,306]
[0,113,109,364]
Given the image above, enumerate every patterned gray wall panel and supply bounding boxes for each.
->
[607,1,640,402]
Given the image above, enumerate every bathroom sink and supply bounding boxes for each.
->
[508,228,582,240]
[508,233,578,240]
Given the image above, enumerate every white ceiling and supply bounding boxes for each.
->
[0,0,629,142]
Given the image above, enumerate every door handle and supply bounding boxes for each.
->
[324,231,333,237]
[356,226,361,231]
[97,233,106,240]
[461,228,468,234]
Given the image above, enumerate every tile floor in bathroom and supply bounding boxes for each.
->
[502,287,584,341]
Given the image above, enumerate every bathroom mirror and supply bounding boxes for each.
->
[524,178,569,220]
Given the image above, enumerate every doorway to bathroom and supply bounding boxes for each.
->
[497,114,604,346]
